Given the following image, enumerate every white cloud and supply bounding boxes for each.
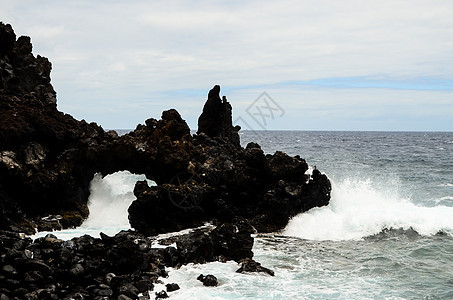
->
[2,0,453,130]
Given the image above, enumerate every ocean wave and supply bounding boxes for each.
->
[434,196,453,205]
[31,171,155,240]
[283,177,453,241]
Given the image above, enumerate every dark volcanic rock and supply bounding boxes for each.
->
[0,21,116,232]
[0,230,164,299]
[174,220,254,264]
[128,181,207,236]
[236,258,275,276]
[0,22,331,236]
[129,106,331,234]
[156,290,169,298]
[0,24,332,297]
[197,84,241,147]
[197,274,218,287]
[165,283,180,292]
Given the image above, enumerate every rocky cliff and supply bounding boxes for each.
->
[0,21,332,299]
[0,22,331,236]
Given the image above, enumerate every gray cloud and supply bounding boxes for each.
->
[2,0,453,130]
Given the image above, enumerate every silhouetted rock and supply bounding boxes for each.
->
[0,230,164,299]
[197,274,218,286]
[236,258,275,276]
[0,22,333,298]
[1,22,331,236]
[166,283,180,292]
[155,290,169,299]
[197,84,240,146]
[130,107,331,233]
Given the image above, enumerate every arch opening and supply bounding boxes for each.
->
[32,171,155,240]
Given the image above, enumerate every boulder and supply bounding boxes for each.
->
[197,274,218,287]
[236,258,275,276]
[165,283,180,292]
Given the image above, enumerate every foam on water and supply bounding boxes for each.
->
[25,131,453,298]
[283,177,453,241]
[31,171,154,240]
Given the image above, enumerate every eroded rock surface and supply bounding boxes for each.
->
[128,88,331,234]
[1,20,331,236]
[0,21,333,300]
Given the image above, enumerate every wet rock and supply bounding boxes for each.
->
[197,274,218,287]
[162,246,180,267]
[135,278,154,294]
[176,228,215,264]
[128,183,207,236]
[2,265,17,276]
[155,290,169,299]
[69,263,85,277]
[117,283,139,299]
[1,20,331,237]
[236,258,274,276]
[165,283,180,292]
[210,221,254,262]
[0,21,333,299]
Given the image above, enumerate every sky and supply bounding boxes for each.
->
[2,0,453,131]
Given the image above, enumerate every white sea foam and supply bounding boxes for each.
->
[162,260,312,299]
[283,177,453,241]
[31,171,154,240]
[434,195,453,205]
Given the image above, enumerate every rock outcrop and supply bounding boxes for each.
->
[0,22,331,236]
[0,221,259,299]
[0,22,116,233]
[197,84,240,146]
[197,274,219,287]
[0,21,333,299]
[128,100,331,234]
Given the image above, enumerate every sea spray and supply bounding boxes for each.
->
[283,177,453,241]
[31,171,154,240]
[82,171,153,230]
[26,131,453,299]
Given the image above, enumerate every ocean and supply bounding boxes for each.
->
[32,131,453,299]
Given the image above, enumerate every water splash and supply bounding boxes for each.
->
[31,171,154,240]
[283,177,453,241]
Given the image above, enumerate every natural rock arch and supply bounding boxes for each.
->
[0,22,331,235]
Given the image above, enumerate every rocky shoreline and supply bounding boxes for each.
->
[0,22,331,299]
[1,222,258,299]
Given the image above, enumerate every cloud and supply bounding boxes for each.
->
[2,0,453,130]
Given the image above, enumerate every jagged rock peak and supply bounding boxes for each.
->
[197,85,240,146]
[0,22,56,108]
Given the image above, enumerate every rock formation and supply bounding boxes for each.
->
[0,21,331,236]
[197,84,240,146]
[0,228,244,299]
[1,22,113,233]
[128,106,331,234]
[0,21,333,299]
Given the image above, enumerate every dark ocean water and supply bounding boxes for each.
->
[33,131,453,299]
[239,131,453,299]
